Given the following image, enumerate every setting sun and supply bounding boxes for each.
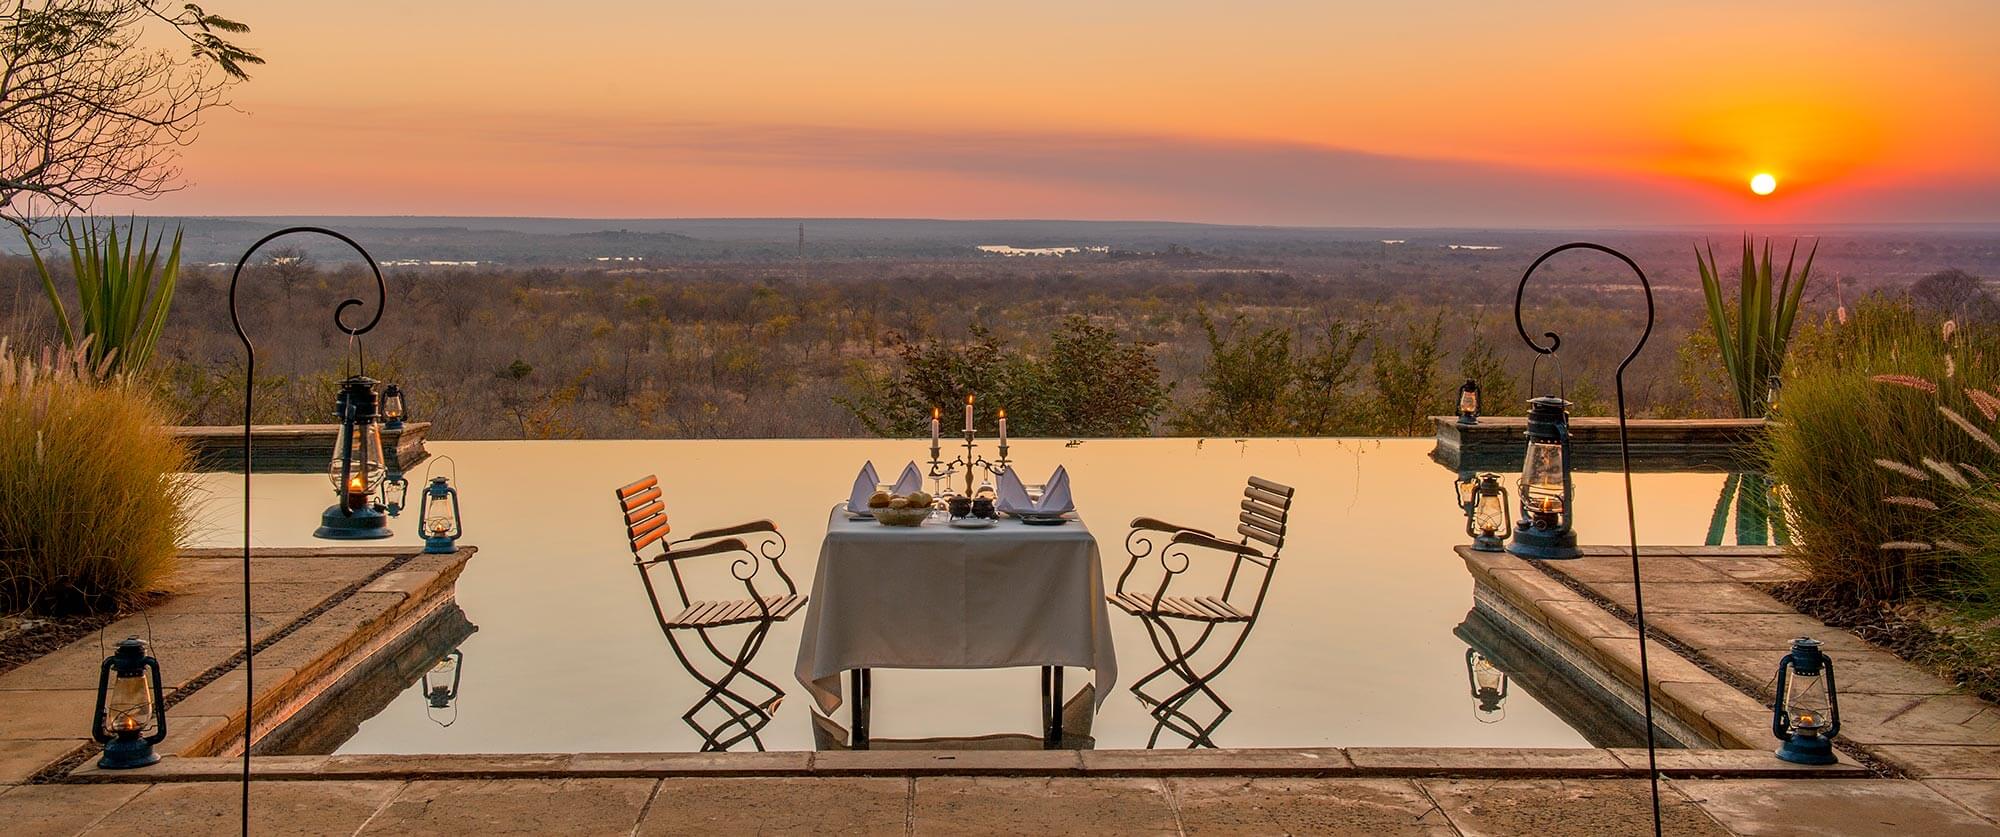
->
[1750,173,1778,196]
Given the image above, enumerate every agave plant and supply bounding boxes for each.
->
[26,218,183,375]
[1696,235,1816,418]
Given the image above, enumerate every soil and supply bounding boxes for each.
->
[1768,581,2000,705]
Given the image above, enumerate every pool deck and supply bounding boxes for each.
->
[3,544,1998,834]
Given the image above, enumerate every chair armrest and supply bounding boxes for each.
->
[1130,516,1215,538]
[674,520,778,544]
[1169,530,1264,557]
[647,537,751,564]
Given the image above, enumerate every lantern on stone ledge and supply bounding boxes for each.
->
[418,475,463,554]
[1462,473,1511,552]
[1508,395,1580,560]
[1457,378,1481,425]
[1465,648,1509,722]
[1772,637,1841,765]
[380,382,407,431]
[93,637,166,769]
[316,375,392,539]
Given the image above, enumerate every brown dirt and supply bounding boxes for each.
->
[1767,582,2000,705]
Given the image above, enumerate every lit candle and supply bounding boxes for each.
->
[965,394,974,433]
[931,406,941,444]
[997,408,1007,446]
[346,474,368,509]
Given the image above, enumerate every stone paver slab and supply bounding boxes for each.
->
[167,667,298,724]
[0,690,101,741]
[1835,692,2000,746]
[1676,778,2000,835]
[1346,747,1623,775]
[82,779,401,836]
[1874,745,2000,779]
[1080,747,1351,775]
[1537,600,1637,642]
[0,783,145,837]
[1171,777,1454,835]
[319,753,573,779]
[1589,581,1795,614]
[1690,556,1802,583]
[0,738,85,784]
[911,777,1178,836]
[1583,635,1716,688]
[569,751,809,776]
[1698,646,1955,698]
[148,581,348,616]
[1648,612,1873,654]
[1548,556,1730,584]
[360,778,655,836]
[1608,747,1867,777]
[637,777,906,835]
[1419,778,1729,836]
[815,748,1080,775]
[1925,780,2000,826]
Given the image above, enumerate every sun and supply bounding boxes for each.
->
[1750,173,1778,196]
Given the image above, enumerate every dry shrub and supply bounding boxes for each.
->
[0,340,193,615]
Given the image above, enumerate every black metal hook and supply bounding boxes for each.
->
[1514,241,1654,374]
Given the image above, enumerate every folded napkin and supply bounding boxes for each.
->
[892,461,923,495]
[846,461,880,513]
[997,466,1074,516]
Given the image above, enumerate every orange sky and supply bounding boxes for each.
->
[101,1,2000,226]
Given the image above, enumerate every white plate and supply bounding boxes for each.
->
[948,517,997,529]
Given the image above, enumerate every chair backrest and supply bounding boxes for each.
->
[1238,476,1295,555]
[615,474,671,557]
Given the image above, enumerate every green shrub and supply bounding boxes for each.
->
[0,341,192,615]
[27,218,184,375]
[1766,299,2000,603]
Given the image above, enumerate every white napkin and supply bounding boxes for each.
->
[892,461,923,495]
[847,461,880,513]
[998,466,1074,515]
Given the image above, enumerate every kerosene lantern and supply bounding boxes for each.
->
[92,637,167,769]
[1457,379,1481,425]
[1772,637,1841,765]
[1463,473,1512,552]
[1508,395,1580,559]
[423,650,463,727]
[1465,648,1510,722]
[380,383,407,431]
[315,375,392,539]
[417,474,463,554]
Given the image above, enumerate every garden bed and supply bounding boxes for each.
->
[1769,582,2000,706]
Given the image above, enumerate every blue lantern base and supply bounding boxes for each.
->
[97,733,159,769]
[315,503,393,540]
[1776,734,1838,765]
[1471,534,1506,552]
[423,536,459,555]
[1457,414,1478,426]
[1507,525,1581,560]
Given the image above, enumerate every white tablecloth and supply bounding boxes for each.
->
[794,505,1117,714]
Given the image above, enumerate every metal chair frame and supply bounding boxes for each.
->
[1110,476,1295,747]
[615,475,802,751]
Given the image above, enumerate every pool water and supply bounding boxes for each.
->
[185,438,1732,753]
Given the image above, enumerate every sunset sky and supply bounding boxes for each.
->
[105,1,2000,227]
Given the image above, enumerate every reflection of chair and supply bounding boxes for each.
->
[1109,476,1294,747]
[614,475,803,751]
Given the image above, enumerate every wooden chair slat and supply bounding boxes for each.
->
[1238,523,1284,548]
[631,524,672,552]
[1245,484,1292,510]
[627,515,670,546]
[1239,499,1284,525]
[621,486,662,513]
[617,475,659,501]
[1247,476,1294,498]
[625,500,665,526]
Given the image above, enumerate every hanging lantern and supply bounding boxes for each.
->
[417,475,463,554]
[1464,473,1512,552]
[1457,379,1481,425]
[93,637,167,769]
[423,650,463,717]
[1508,395,1580,559]
[1465,648,1510,722]
[380,383,407,430]
[315,375,392,539]
[1772,637,1841,765]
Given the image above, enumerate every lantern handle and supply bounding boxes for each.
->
[423,454,459,485]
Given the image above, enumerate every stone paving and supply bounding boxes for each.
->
[0,547,473,784]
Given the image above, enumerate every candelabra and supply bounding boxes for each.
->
[928,429,1010,496]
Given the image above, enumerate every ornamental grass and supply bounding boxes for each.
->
[0,340,193,616]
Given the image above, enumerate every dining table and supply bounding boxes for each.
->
[793,503,1117,748]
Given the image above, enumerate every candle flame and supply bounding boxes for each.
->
[115,715,140,732]
[348,475,365,492]
[966,394,974,405]
[932,406,941,419]
[997,408,1006,419]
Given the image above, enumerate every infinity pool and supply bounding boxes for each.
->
[185,438,1731,752]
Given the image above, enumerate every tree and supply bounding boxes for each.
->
[0,2,261,227]
[1171,312,1294,436]
[1368,310,1448,434]
[1910,268,1992,322]
[1286,319,1369,434]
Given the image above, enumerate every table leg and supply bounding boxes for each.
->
[850,668,871,750]
[1050,666,1064,747]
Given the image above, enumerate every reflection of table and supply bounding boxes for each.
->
[793,505,1116,748]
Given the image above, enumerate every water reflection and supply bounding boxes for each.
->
[422,650,463,727]
[1464,648,1509,723]
[1706,472,1789,546]
[255,603,478,754]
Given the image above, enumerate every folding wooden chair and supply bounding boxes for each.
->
[1108,475,1295,747]
[615,475,805,751]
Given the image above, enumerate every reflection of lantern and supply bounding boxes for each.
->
[93,637,167,769]
[316,375,392,539]
[1764,374,1782,415]
[1464,474,1512,552]
[380,383,406,430]
[1508,395,1580,559]
[417,476,462,554]
[1457,379,1481,425]
[1772,637,1841,765]
[423,650,463,727]
[1465,648,1510,721]
[383,474,410,518]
